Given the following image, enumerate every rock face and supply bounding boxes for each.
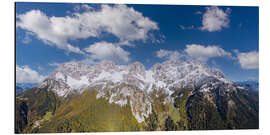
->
[40,60,230,96]
[37,60,236,123]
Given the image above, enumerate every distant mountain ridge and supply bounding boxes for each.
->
[16,83,37,95]
[234,80,259,91]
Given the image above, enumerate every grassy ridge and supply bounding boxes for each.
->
[36,90,140,133]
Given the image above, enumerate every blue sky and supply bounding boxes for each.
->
[15,2,259,83]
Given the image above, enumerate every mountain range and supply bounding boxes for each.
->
[16,83,37,95]
[15,60,259,133]
[234,80,259,91]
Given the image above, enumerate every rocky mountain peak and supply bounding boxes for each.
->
[93,61,116,71]
[127,62,146,76]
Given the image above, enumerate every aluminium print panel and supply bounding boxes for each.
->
[15,2,259,133]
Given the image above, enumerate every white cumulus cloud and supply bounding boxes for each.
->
[16,65,46,83]
[156,49,181,61]
[184,44,232,62]
[200,6,231,32]
[84,42,130,64]
[16,10,84,54]
[16,4,159,54]
[236,51,259,69]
